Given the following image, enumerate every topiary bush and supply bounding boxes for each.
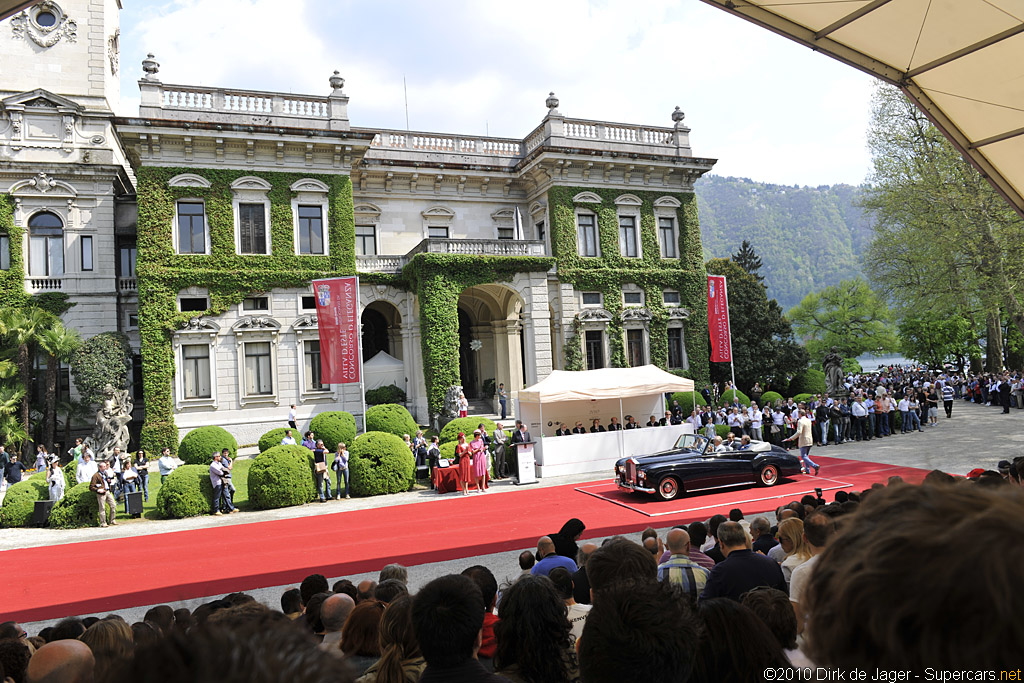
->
[439,417,497,445]
[248,445,316,510]
[309,411,356,451]
[669,391,707,416]
[788,368,826,397]
[258,428,292,453]
[178,426,238,465]
[63,459,79,491]
[0,477,48,528]
[49,482,99,528]
[793,393,814,404]
[156,465,215,519]
[365,404,418,438]
[715,424,731,438]
[438,441,457,462]
[719,389,751,406]
[365,384,407,405]
[760,391,784,406]
[349,432,415,497]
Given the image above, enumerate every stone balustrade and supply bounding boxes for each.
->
[119,277,137,292]
[370,131,524,158]
[407,238,547,258]
[356,255,407,273]
[28,278,62,291]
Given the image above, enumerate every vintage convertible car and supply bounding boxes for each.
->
[615,434,803,501]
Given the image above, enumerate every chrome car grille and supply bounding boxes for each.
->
[626,459,636,483]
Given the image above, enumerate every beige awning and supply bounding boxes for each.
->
[518,365,694,403]
[700,0,1024,218]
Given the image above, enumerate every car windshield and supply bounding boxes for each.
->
[674,434,708,452]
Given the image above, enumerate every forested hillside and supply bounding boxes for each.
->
[695,175,874,310]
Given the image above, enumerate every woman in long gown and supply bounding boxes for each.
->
[455,432,473,496]
[470,430,488,493]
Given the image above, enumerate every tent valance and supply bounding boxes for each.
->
[518,365,694,403]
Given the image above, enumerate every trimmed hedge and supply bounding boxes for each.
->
[49,482,98,528]
[156,464,215,519]
[760,391,784,406]
[669,391,707,416]
[259,428,292,453]
[309,411,356,451]
[365,404,418,438]
[178,426,238,465]
[349,432,415,497]
[439,417,497,445]
[63,459,78,490]
[719,389,751,406]
[788,368,826,397]
[0,476,48,528]
[248,445,316,510]
[715,424,731,438]
[438,441,458,462]
[793,393,814,404]
[365,384,407,405]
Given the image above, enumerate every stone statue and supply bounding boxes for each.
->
[823,347,845,396]
[434,385,465,432]
[84,384,133,461]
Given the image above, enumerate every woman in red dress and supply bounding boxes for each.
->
[455,432,473,496]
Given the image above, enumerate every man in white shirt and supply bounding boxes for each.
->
[157,447,179,483]
[76,452,98,484]
[287,404,297,430]
[749,403,762,441]
[280,429,297,446]
[898,396,911,433]
[850,396,868,441]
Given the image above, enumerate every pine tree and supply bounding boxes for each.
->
[732,239,765,285]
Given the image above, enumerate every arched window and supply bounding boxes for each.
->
[28,211,64,277]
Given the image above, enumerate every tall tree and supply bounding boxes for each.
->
[787,278,897,360]
[0,306,55,455]
[731,239,765,285]
[705,258,807,393]
[37,321,82,452]
[897,312,976,370]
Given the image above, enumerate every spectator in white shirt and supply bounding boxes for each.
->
[76,452,97,484]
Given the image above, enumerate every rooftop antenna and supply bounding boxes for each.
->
[486,120,489,137]
[403,75,410,131]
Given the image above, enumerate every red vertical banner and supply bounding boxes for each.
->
[707,275,732,363]
[312,277,361,384]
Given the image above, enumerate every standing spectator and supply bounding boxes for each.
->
[412,430,428,469]
[209,451,236,515]
[34,444,48,471]
[999,374,1012,414]
[494,575,580,683]
[90,460,117,527]
[497,383,507,421]
[850,395,867,441]
[470,430,488,493]
[455,433,472,497]
[313,440,331,502]
[700,522,787,601]
[47,458,65,502]
[280,429,297,446]
[4,453,28,485]
[458,393,469,418]
[133,450,150,502]
[302,431,317,450]
[332,442,350,499]
[76,451,97,485]
[942,381,955,418]
[157,447,177,483]
[492,423,508,479]
[220,448,237,510]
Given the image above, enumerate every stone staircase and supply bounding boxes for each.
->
[467,398,513,422]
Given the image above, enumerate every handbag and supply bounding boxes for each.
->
[315,461,327,473]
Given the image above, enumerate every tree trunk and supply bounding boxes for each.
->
[18,342,32,457]
[43,354,57,453]
[986,311,1003,373]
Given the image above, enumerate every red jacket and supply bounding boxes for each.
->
[478,612,499,659]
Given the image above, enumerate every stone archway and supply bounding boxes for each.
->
[457,284,525,406]
[361,300,403,362]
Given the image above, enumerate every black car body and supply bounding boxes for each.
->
[615,434,802,501]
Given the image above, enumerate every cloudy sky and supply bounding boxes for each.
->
[118,0,877,187]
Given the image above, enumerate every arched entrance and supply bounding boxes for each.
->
[457,284,525,404]
[361,301,403,362]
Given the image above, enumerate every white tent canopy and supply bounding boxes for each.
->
[518,365,694,403]
[700,0,1024,219]
[363,350,404,391]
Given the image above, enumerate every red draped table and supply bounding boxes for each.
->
[432,465,490,494]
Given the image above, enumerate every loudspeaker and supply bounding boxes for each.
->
[415,465,430,480]
[124,491,144,516]
[31,500,55,527]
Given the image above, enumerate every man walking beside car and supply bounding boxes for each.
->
[784,408,819,476]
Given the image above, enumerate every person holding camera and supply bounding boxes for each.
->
[313,439,331,502]
[332,442,350,499]
[90,460,117,527]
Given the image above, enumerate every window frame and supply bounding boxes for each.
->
[174,200,209,255]
[663,289,681,306]
[667,326,688,370]
[296,204,326,255]
[576,211,599,258]
[658,216,678,258]
[80,235,93,272]
[242,296,270,313]
[618,214,640,258]
[427,225,450,239]
[27,211,65,278]
[355,224,378,256]
[180,343,213,400]
[236,201,270,255]
[243,341,274,397]
[303,339,331,393]
[581,292,603,307]
[584,330,605,370]
[625,328,646,367]
[291,180,331,256]
[0,233,9,271]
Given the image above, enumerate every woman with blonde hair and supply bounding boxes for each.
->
[356,595,424,683]
[776,517,812,586]
[79,618,133,682]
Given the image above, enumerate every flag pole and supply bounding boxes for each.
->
[355,275,367,435]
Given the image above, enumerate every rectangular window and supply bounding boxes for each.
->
[301,295,316,310]
[585,330,604,371]
[535,221,546,242]
[624,291,643,305]
[297,205,324,255]
[304,340,328,391]
[177,201,206,254]
[668,328,685,369]
[659,217,677,258]
[181,344,212,399]
[29,234,63,277]
[244,342,273,395]
[497,226,514,240]
[619,216,638,258]
[179,297,208,312]
[428,226,449,239]
[132,354,144,401]
[119,245,136,277]
[81,236,93,271]
[582,292,602,306]
[243,296,269,311]
[355,225,377,255]
[578,214,598,257]
[238,203,267,254]
[663,290,680,305]
[1,235,9,270]
[626,329,645,367]
[127,313,139,328]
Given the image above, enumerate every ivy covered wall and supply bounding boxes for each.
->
[0,194,28,309]
[548,186,709,385]
[135,167,356,453]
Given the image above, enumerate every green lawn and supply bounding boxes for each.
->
[128,459,254,523]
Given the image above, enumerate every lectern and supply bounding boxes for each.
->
[514,441,538,485]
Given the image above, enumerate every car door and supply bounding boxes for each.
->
[690,449,754,488]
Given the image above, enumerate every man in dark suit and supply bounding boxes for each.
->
[700,522,788,601]
[555,422,571,436]
[510,420,532,479]
[572,421,587,435]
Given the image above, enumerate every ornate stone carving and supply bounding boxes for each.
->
[167,173,211,188]
[107,29,119,75]
[181,317,217,331]
[671,106,685,124]
[142,53,160,79]
[329,71,345,91]
[546,92,560,114]
[11,3,77,47]
[84,385,132,462]
[28,172,57,192]
[443,385,464,418]
[234,316,278,330]
[668,307,690,320]
[577,308,612,323]
[824,347,845,396]
[621,307,652,322]
[294,315,318,328]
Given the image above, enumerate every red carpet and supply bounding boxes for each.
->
[2,455,926,623]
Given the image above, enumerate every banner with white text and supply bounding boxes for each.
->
[312,277,361,384]
[707,275,733,363]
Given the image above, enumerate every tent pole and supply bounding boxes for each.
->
[619,397,625,461]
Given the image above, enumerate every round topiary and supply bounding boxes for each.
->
[178,426,238,465]
[248,445,316,510]
[49,482,99,529]
[365,404,418,439]
[669,391,707,416]
[63,459,79,491]
[719,389,751,407]
[349,432,415,497]
[792,393,814,404]
[439,417,497,445]
[258,428,292,453]
[365,384,407,405]
[0,476,48,528]
[788,368,826,397]
[156,464,215,519]
[760,391,784,406]
[438,441,457,462]
[309,411,356,451]
[714,424,732,438]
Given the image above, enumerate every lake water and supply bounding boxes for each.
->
[856,353,913,372]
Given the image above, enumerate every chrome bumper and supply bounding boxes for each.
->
[617,479,655,494]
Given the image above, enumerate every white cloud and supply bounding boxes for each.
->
[118,0,876,186]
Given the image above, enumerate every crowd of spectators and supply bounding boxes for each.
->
[2,455,1020,682]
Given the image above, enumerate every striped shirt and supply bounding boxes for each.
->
[942,385,954,401]
[657,554,711,598]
